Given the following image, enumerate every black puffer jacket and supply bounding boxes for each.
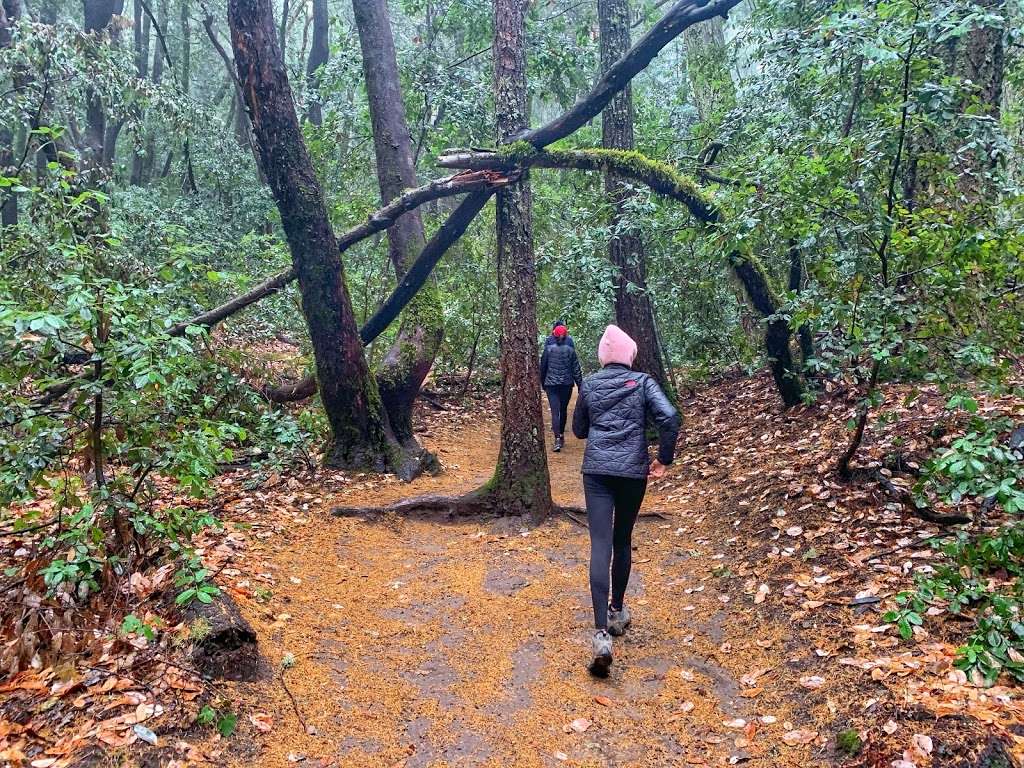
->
[540,340,583,388]
[572,364,680,479]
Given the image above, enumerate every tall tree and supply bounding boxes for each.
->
[83,0,122,169]
[598,0,668,390]
[227,0,399,473]
[352,0,444,452]
[484,0,552,519]
[129,0,151,184]
[0,0,22,228]
[305,0,327,125]
[948,0,1005,201]
[681,16,733,125]
[142,0,167,182]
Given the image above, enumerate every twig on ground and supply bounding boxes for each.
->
[280,669,309,733]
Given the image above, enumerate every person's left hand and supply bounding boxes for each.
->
[649,460,667,479]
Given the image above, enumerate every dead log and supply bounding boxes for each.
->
[183,592,259,681]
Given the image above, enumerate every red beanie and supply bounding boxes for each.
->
[553,325,567,338]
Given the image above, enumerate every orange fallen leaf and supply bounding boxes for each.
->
[593,695,614,707]
[250,713,273,733]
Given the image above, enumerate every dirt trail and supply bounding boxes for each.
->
[214,395,814,768]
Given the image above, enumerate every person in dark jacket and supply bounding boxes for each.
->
[540,324,583,452]
[572,324,680,676]
[545,319,575,349]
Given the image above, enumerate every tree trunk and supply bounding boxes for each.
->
[484,0,553,520]
[129,0,150,184]
[730,253,803,407]
[83,0,120,169]
[681,16,732,126]
[0,0,21,229]
[143,0,167,182]
[949,0,1004,201]
[352,0,444,448]
[598,0,669,392]
[305,0,327,125]
[787,243,814,368]
[228,0,400,473]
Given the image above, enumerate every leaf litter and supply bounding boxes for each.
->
[2,373,1023,765]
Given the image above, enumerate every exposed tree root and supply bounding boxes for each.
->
[332,489,581,519]
[331,495,672,524]
[860,468,972,526]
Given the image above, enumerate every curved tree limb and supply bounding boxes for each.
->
[438,146,804,407]
[437,147,718,222]
[515,0,743,149]
[38,185,501,407]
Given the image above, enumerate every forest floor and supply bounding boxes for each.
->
[3,372,1024,767]
[189,373,1022,768]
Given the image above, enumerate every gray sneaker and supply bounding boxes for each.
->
[608,605,631,636]
[589,630,613,677]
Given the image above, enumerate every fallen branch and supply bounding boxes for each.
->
[36,179,504,408]
[165,171,506,340]
[256,190,497,404]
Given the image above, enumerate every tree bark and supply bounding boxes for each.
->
[83,0,120,169]
[228,0,399,473]
[787,242,814,368]
[598,0,668,390]
[305,0,327,125]
[0,0,22,229]
[352,0,444,447]
[129,0,151,184]
[948,0,1004,201]
[484,0,553,520]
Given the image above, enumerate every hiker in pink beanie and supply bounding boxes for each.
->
[597,323,638,368]
[572,325,680,676]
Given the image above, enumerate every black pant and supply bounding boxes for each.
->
[544,385,572,436]
[583,473,647,630]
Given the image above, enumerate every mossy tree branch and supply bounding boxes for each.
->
[438,146,805,407]
[438,147,718,223]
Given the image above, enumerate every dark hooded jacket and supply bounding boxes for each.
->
[572,364,680,479]
[540,338,583,388]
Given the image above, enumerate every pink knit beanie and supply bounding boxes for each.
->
[598,325,638,367]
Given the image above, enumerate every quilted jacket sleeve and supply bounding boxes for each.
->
[539,344,549,384]
[572,381,590,439]
[571,348,583,388]
[644,376,680,465]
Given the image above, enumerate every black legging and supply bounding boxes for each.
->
[583,473,647,630]
[544,385,572,436]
